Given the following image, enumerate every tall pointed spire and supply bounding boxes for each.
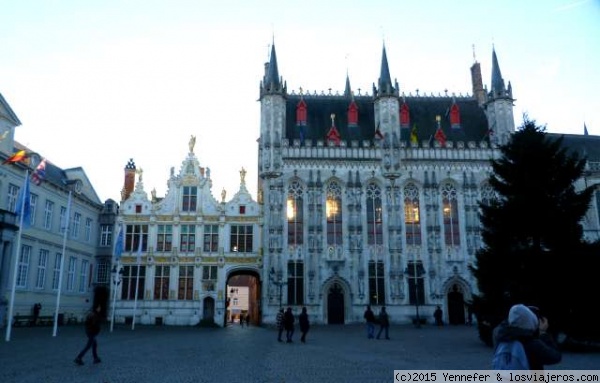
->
[490,48,506,96]
[584,123,589,136]
[344,72,352,97]
[260,41,286,97]
[379,44,393,92]
[266,43,280,88]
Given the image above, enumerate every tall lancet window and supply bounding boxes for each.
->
[366,182,383,245]
[404,183,422,246]
[441,183,460,246]
[326,181,343,246]
[287,180,304,245]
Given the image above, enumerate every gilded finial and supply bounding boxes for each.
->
[330,113,335,126]
[299,86,303,96]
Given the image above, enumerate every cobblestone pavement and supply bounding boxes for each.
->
[1,323,598,383]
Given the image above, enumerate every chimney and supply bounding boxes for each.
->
[470,62,486,106]
[121,158,136,201]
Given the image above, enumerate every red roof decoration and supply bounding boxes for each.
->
[450,103,460,129]
[400,103,410,128]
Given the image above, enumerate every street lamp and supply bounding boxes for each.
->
[110,265,123,332]
[406,259,424,328]
[269,267,284,308]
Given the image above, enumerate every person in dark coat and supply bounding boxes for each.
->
[32,303,41,326]
[299,307,310,343]
[493,304,561,370]
[376,306,390,340]
[283,307,295,343]
[363,305,376,339]
[74,306,102,365]
[275,308,284,342]
[434,305,444,326]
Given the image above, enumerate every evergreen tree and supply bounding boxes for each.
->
[470,118,597,344]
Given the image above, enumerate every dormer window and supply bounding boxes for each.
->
[135,204,142,213]
[347,101,358,127]
[400,103,410,129]
[450,103,461,129]
[296,99,307,126]
[239,205,246,215]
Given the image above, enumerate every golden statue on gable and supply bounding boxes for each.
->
[189,135,196,153]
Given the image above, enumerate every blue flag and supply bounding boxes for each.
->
[15,175,31,228]
[114,224,124,261]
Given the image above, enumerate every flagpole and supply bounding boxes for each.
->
[5,170,29,342]
[53,190,72,337]
[131,231,142,330]
[110,259,120,333]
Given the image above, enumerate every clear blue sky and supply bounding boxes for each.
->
[1,0,598,202]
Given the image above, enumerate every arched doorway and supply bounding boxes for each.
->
[226,269,261,326]
[203,297,215,321]
[327,282,345,324]
[447,284,465,325]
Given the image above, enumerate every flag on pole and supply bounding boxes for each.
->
[14,175,31,228]
[31,158,47,185]
[410,124,418,144]
[114,224,124,261]
[3,150,27,165]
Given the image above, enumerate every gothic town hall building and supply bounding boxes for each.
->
[114,43,600,327]
[257,43,600,326]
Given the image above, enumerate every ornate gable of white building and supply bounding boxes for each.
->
[224,168,259,217]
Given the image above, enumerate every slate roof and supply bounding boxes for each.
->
[284,94,490,144]
[548,133,600,162]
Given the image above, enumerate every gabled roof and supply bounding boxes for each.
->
[284,94,489,144]
[0,93,22,126]
[548,133,600,162]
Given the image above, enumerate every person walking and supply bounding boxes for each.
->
[376,306,390,340]
[276,308,284,342]
[363,305,376,339]
[74,306,102,366]
[299,307,310,343]
[434,305,444,326]
[283,307,295,343]
[32,303,41,326]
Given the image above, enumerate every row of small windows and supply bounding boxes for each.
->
[120,265,218,301]
[287,181,466,247]
[7,184,95,242]
[116,224,255,254]
[15,245,91,293]
[175,186,247,215]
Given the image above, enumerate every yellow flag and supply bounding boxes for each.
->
[410,124,418,144]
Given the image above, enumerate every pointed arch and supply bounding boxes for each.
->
[326,180,343,246]
[366,182,383,245]
[403,182,422,246]
[287,179,305,246]
[440,182,460,246]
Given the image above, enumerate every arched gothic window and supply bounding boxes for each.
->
[404,183,421,245]
[441,183,460,246]
[287,180,304,245]
[326,181,343,246]
[366,182,383,245]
